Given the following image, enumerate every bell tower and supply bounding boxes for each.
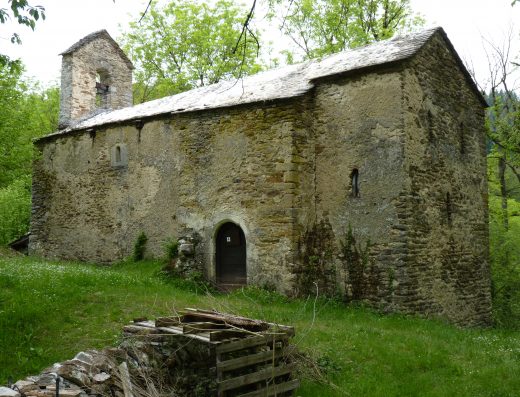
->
[58,30,134,129]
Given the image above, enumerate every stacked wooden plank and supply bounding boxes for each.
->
[124,308,299,397]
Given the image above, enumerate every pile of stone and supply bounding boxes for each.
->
[2,309,298,397]
[1,347,165,397]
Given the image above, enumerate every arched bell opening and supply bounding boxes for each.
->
[95,69,110,109]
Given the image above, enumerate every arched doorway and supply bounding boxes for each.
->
[216,222,246,286]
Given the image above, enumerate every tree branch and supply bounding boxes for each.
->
[139,0,153,24]
[232,0,257,55]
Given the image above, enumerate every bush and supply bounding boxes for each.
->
[164,238,179,261]
[132,232,148,261]
[0,177,31,245]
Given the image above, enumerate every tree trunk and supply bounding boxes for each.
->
[498,154,509,230]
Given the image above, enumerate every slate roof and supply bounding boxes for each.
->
[41,26,484,141]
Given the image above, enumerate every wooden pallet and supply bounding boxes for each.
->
[216,333,299,397]
[124,309,299,397]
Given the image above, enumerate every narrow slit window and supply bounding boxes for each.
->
[428,111,434,142]
[459,122,465,155]
[351,169,360,198]
[446,192,452,226]
[115,145,122,163]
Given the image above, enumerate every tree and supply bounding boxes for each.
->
[0,0,45,43]
[268,0,423,61]
[0,0,45,66]
[121,0,263,103]
[0,60,59,244]
[132,0,422,90]
[481,30,520,231]
[476,31,520,328]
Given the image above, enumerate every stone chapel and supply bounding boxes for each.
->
[30,27,491,325]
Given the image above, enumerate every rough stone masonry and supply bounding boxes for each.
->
[30,27,491,326]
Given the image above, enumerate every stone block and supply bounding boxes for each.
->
[0,388,20,397]
[13,381,38,394]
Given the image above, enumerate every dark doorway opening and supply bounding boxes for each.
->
[216,222,247,286]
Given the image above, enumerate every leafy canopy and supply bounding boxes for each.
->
[0,0,45,44]
[268,0,423,61]
[0,60,59,244]
[121,0,263,103]
[0,62,58,188]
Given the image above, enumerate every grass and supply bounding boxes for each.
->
[1,254,519,396]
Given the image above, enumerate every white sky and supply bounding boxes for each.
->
[0,0,519,91]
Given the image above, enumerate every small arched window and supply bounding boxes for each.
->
[111,144,127,168]
[351,169,360,198]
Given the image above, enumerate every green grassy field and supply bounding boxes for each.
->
[1,255,519,397]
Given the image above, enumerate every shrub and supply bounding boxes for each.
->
[0,177,31,245]
[132,232,148,261]
[164,238,179,261]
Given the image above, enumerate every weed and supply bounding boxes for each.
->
[164,238,179,261]
[296,220,336,296]
[132,232,148,261]
[340,225,373,302]
[316,355,343,374]
[229,285,288,305]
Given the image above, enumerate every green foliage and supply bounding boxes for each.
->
[0,61,59,245]
[120,0,263,103]
[268,0,424,61]
[24,84,60,136]
[341,225,373,301]
[1,256,519,396]
[0,62,59,188]
[160,269,215,295]
[296,220,336,296]
[164,238,179,261]
[486,88,520,329]
[0,61,31,187]
[228,285,289,305]
[488,189,520,328]
[0,177,31,244]
[132,232,148,261]
[0,0,45,59]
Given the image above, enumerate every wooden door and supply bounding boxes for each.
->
[216,222,246,285]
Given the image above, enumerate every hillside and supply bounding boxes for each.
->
[0,255,519,397]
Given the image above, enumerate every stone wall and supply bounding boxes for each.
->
[59,34,133,129]
[397,33,491,325]
[32,99,313,291]
[311,67,407,302]
[294,31,491,325]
